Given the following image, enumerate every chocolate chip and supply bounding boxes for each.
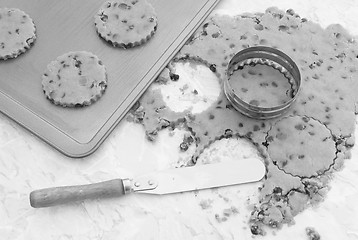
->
[273,187,282,194]
[295,123,306,130]
[254,24,264,31]
[248,69,257,75]
[282,160,288,167]
[240,35,247,40]
[209,64,217,72]
[224,129,233,137]
[286,9,295,16]
[170,73,179,81]
[266,136,273,142]
[278,25,289,31]
[250,224,264,235]
[100,13,108,22]
[259,39,268,45]
[118,3,131,10]
[302,116,310,122]
[249,100,259,106]
[212,32,220,38]
[74,59,82,68]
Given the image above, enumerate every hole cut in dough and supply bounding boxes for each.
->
[154,60,221,114]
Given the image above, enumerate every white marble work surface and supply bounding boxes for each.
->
[1,0,358,239]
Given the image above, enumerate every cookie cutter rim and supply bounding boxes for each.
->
[224,46,301,119]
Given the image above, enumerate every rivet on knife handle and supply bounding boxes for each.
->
[131,178,158,192]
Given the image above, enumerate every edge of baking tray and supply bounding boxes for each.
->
[0,0,220,158]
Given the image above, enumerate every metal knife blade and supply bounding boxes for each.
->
[131,158,266,195]
[30,158,266,208]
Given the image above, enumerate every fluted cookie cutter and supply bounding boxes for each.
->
[224,46,301,119]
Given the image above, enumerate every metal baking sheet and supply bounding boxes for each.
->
[0,0,220,157]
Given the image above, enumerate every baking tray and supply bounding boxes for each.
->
[0,0,220,157]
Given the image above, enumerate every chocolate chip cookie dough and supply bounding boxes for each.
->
[126,7,358,235]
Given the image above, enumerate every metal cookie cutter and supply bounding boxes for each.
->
[224,46,301,119]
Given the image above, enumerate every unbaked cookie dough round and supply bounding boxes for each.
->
[266,115,336,178]
[42,51,107,107]
[0,8,36,60]
[94,0,158,48]
[229,62,295,108]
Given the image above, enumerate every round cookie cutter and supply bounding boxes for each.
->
[224,46,301,119]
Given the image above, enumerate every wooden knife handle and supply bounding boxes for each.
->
[30,179,128,208]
